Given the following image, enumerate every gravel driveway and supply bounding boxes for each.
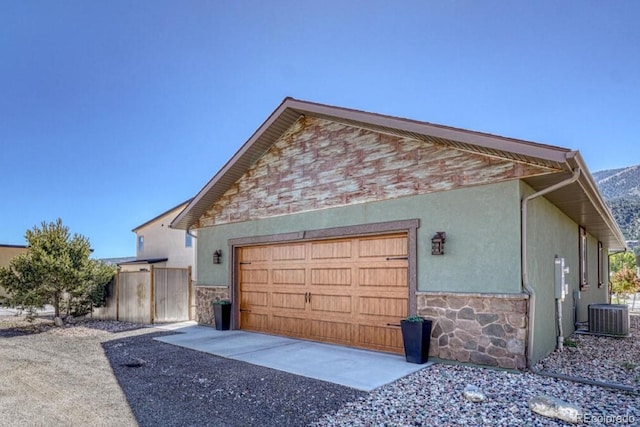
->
[103,332,364,426]
[1,314,638,426]
[0,316,362,426]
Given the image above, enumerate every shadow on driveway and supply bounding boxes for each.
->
[102,331,365,427]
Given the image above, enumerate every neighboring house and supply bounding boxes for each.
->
[0,244,27,300]
[99,257,136,266]
[119,200,196,278]
[171,98,625,369]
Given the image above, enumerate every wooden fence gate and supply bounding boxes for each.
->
[92,266,192,324]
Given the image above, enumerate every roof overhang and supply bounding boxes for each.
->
[523,151,626,249]
[132,199,192,233]
[117,258,168,266]
[171,98,626,250]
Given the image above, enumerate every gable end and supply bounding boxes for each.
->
[197,117,556,227]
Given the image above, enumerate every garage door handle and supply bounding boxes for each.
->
[386,256,408,261]
[239,309,251,313]
[387,323,401,327]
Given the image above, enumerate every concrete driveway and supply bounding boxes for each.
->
[154,322,431,391]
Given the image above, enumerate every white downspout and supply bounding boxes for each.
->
[556,298,564,352]
[522,168,581,367]
[186,226,198,318]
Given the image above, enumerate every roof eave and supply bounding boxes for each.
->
[171,98,628,251]
[133,199,192,233]
[284,98,572,164]
[566,152,627,250]
[171,98,301,230]
[171,98,573,230]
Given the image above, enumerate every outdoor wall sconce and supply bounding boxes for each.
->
[431,232,446,255]
[213,249,222,264]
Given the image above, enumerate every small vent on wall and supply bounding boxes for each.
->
[588,304,630,337]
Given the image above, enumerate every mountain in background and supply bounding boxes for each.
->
[593,164,640,246]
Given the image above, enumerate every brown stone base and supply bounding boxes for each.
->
[195,286,230,326]
[417,292,528,369]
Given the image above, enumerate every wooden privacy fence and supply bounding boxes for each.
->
[92,266,192,324]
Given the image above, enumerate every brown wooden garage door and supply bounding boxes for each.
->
[238,233,408,353]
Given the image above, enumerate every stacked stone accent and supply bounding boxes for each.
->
[417,292,528,369]
[195,286,230,326]
[196,117,551,228]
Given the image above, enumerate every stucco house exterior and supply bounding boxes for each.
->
[171,98,625,369]
[119,200,196,278]
[0,244,28,300]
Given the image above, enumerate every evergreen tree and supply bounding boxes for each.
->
[0,219,114,319]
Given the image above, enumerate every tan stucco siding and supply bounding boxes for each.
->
[0,246,27,298]
[0,246,26,267]
[197,117,554,228]
[134,208,195,276]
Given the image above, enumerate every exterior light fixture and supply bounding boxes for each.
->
[431,232,446,255]
[213,249,222,264]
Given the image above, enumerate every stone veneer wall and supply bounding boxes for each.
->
[196,286,230,326]
[196,117,551,228]
[417,292,528,369]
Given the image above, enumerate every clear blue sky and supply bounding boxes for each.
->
[1,1,639,258]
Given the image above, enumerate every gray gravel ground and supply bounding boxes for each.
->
[102,332,364,426]
[2,314,638,427]
[314,315,640,427]
[0,317,145,426]
[312,363,639,426]
[535,315,640,387]
[0,315,363,427]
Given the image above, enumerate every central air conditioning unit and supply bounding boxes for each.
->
[588,304,630,337]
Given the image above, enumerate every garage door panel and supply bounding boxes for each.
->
[311,268,352,286]
[241,269,269,284]
[358,325,404,350]
[241,291,268,307]
[311,240,352,259]
[242,247,269,262]
[309,319,353,344]
[242,312,268,331]
[310,294,351,314]
[359,296,408,318]
[271,244,305,261]
[272,292,307,310]
[272,268,306,285]
[272,314,306,335]
[358,236,407,258]
[359,267,407,287]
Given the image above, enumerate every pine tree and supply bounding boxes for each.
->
[0,219,114,319]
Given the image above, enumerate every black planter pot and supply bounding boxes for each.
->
[213,303,231,331]
[400,319,432,364]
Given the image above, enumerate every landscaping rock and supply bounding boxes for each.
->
[54,316,64,327]
[462,384,486,402]
[528,395,583,424]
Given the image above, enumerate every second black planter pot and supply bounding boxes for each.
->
[213,303,231,330]
[400,319,432,364]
